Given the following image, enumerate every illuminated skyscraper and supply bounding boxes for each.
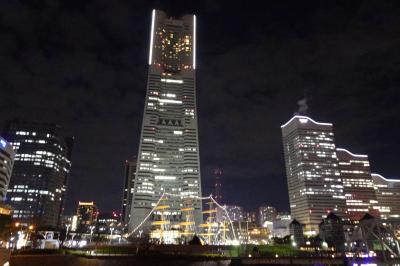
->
[281,116,345,235]
[371,173,400,220]
[3,121,73,227]
[336,148,379,221]
[0,137,15,202]
[129,10,202,231]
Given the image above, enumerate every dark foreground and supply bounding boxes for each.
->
[11,254,231,266]
[10,254,359,266]
[12,254,400,266]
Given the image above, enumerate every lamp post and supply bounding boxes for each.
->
[65,224,71,247]
[89,225,95,243]
[109,227,115,244]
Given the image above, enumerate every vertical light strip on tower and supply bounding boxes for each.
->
[193,15,196,69]
[148,9,156,65]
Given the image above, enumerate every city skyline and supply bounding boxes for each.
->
[1,1,400,214]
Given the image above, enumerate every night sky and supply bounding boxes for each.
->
[1,0,400,215]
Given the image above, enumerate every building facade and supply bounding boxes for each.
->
[3,121,73,227]
[244,211,258,224]
[0,137,15,202]
[281,116,346,235]
[259,205,277,226]
[371,173,400,220]
[76,201,98,233]
[121,157,137,225]
[271,213,292,238]
[319,212,345,252]
[336,148,379,221]
[129,10,202,231]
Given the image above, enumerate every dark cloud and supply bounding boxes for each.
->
[1,0,400,213]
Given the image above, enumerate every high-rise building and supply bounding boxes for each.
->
[336,148,379,221]
[121,157,137,225]
[76,201,98,233]
[214,168,223,204]
[259,205,277,226]
[129,10,202,231]
[371,173,400,220]
[0,137,15,202]
[244,211,258,224]
[281,115,346,235]
[3,121,73,227]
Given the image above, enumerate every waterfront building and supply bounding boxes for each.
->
[289,219,304,246]
[319,212,345,252]
[281,116,346,235]
[3,121,73,227]
[0,137,15,202]
[121,157,137,225]
[336,148,379,221]
[371,173,400,220]
[129,9,202,232]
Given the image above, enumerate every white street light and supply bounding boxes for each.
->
[89,226,95,243]
[109,227,115,244]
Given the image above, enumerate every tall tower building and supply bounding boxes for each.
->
[281,116,346,235]
[121,157,137,225]
[214,168,223,203]
[336,148,379,221]
[129,10,202,231]
[371,173,400,220]
[3,121,73,227]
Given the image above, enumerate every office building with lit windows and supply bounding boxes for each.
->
[281,116,346,235]
[336,148,379,221]
[121,157,137,225]
[0,137,15,202]
[371,173,400,220]
[129,9,202,231]
[3,121,73,227]
[259,205,277,226]
[76,201,98,233]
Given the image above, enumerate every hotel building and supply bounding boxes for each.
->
[281,116,345,235]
